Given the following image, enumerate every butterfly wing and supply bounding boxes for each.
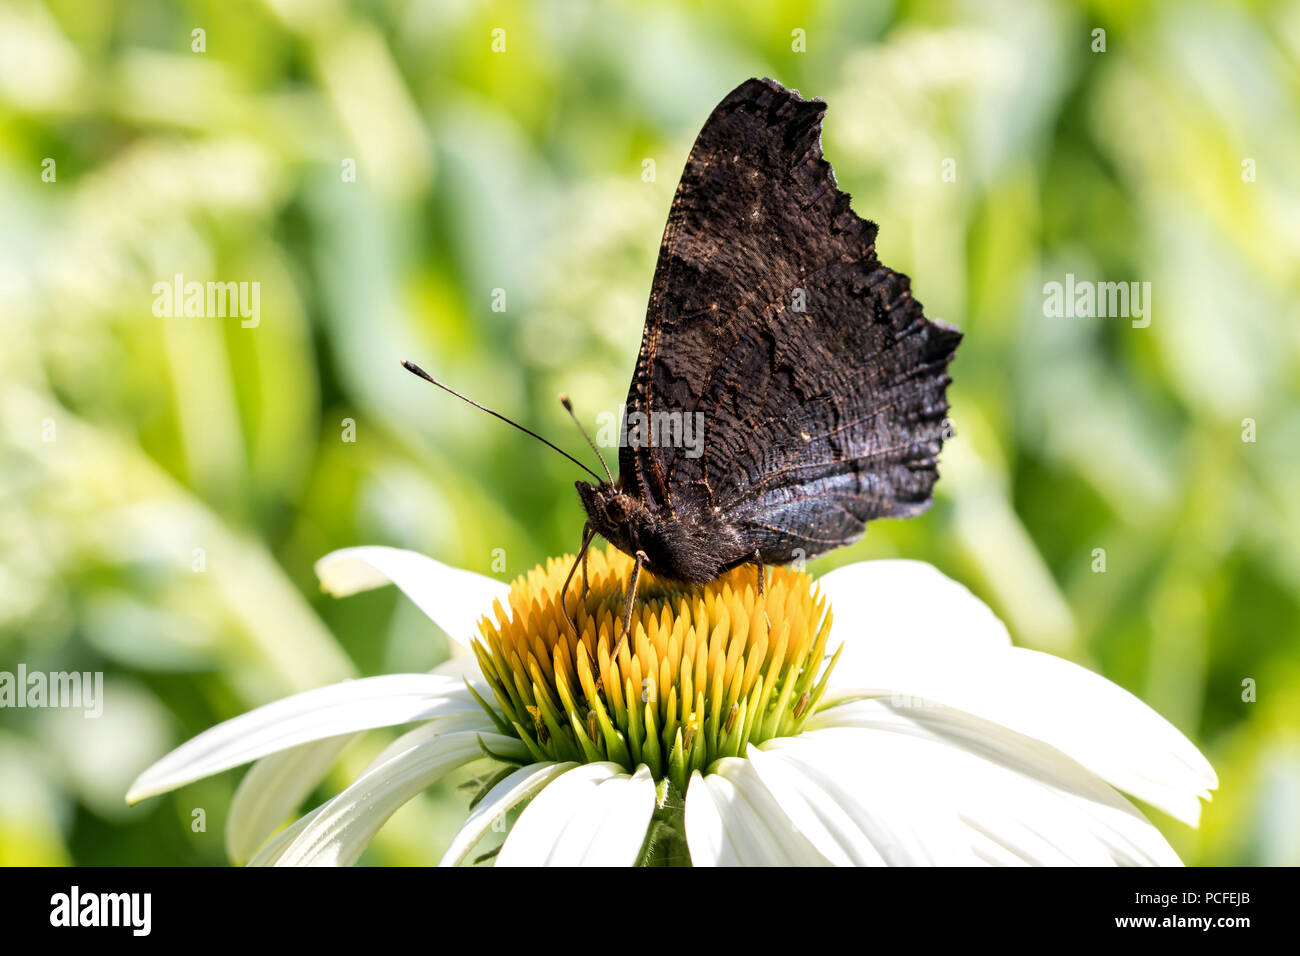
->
[622,77,960,563]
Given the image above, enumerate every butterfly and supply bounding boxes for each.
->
[405,77,960,641]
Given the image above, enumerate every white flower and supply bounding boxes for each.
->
[126,544,1216,866]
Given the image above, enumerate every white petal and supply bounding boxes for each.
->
[690,758,831,865]
[586,766,659,866]
[820,646,1216,826]
[497,763,621,865]
[225,734,355,863]
[247,715,499,867]
[742,743,884,865]
[224,656,497,862]
[696,771,770,864]
[274,728,529,866]
[817,559,1010,688]
[496,762,655,867]
[778,699,1183,865]
[439,762,577,867]
[549,765,657,866]
[315,545,510,648]
[684,771,736,865]
[760,736,968,865]
[246,804,325,866]
[126,674,481,803]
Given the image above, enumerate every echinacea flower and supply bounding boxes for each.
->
[126,543,1216,866]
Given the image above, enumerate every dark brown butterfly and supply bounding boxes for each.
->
[406,77,960,640]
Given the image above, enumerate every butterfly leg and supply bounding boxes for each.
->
[560,524,597,639]
[612,550,648,660]
[754,549,772,631]
[580,521,592,599]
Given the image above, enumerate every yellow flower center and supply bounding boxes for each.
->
[469,544,842,793]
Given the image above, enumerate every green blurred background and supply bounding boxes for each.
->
[1,0,1297,866]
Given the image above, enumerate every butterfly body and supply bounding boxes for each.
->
[574,77,961,586]
[576,478,748,584]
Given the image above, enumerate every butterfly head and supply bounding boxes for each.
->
[575,480,646,553]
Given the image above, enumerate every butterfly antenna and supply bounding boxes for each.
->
[401,360,604,483]
[559,394,614,484]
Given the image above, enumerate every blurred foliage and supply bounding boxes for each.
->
[1,0,1298,866]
